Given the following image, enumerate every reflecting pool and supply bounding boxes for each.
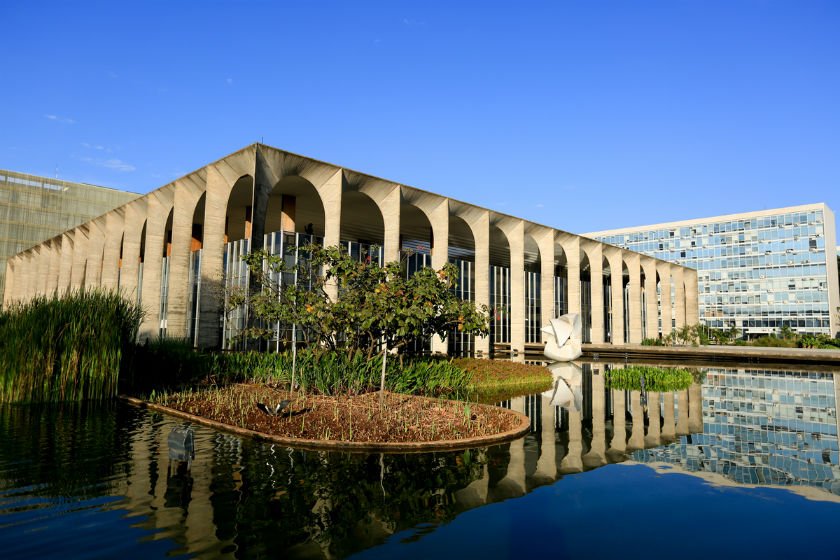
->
[2,363,840,558]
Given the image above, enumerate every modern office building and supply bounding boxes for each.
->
[587,204,839,338]
[0,169,138,298]
[4,143,697,354]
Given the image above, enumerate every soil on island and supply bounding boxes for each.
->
[156,384,523,444]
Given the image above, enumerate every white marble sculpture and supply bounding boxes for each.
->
[541,313,583,362]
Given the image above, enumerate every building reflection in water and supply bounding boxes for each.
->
[2,363,840,558]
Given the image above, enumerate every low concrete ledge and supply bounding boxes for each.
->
[581,343,840,370]
[121,395,531,454]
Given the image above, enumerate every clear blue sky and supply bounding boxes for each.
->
[2,1,838,235]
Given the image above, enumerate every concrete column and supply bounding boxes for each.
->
[3,260,14,306]
[167,183,205,338]
[316,170,343,302]
[676,389,689,436]
[535,395,557,481]
[101,210,125,291]
[658,263,672,338]
[688,382,703,433]
[35,245,49,296]
[627,253,643,343]
[85,219,107,290]
[662,392,676,442]
[139,190,174,341]
[588,244,604,343]
[58,232,74,294]
[583,368,607,468]
[607,389,627,461]
[563,236,581,316]
[505,220,526,356]
[467,210,490,357]
[497,397,527,495]
[644,392,662,448]
[537,230,556,336]
[70,226,89,290]
[379,186,401,263]
[46,237,61,294]
[627,391,645,451]
[642,258,658,339]
[559,403,583,474]
[429,199,450,355]
[685,268,699,326]
[608,250,624,345]
[198,166,233,349]
[673,265,686,331]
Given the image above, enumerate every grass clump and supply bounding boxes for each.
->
[0,290,142,404]
[455,358,552,398]
[605,365,698,392]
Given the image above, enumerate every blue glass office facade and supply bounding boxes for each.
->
[589,204,839,337]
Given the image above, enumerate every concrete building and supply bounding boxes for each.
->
[0,169,138,297]
[4,144,696,354]
[587,204,840,338]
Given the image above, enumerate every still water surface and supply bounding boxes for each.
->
[2,363,840,558]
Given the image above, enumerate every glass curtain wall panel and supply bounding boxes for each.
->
[448,258,474,357]
[186,249,202,347]
[490,265,511,348]
[0,170,137,298]
[223,238,251,349]
[603,280,612,343]
[525,270,541,343]
[158,256,170,338]
[554,267,568,318]
[623,281,631,343]
[580,278,591,343]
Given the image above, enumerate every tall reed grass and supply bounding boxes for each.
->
[0,290,142,403]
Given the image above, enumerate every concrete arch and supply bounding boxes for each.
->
[624,252,643,343]
[492,216,524,354]
[450,203,490,356]
[347,174,400,261]
[553,240,568,319]
[119,198,149,304]
[641,256,658,339]
[167,178,208,339]
[84,216,108,290]
[69,225,90,290]
[138,187,176,341]
[101,209,125,291]
[339,190,384,247]
[657,261,673,337]
[579,250,592,343]
[198,161,256,348]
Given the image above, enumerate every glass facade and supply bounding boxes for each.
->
[590,204,839,337]
[633,367,840,492]
[0,169,137,298]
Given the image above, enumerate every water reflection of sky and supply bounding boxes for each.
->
[2,364,840,559]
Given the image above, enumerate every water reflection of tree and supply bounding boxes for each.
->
[206,440,486,558]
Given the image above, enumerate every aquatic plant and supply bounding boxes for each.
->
[0,290,142,403]
[604,365,696,392]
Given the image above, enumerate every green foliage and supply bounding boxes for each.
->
[605,365,697,392]
[0,290,142,403]
[230,244,490,358]
[124,337,215,392]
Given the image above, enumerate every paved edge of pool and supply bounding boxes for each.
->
[120,394,531,454]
